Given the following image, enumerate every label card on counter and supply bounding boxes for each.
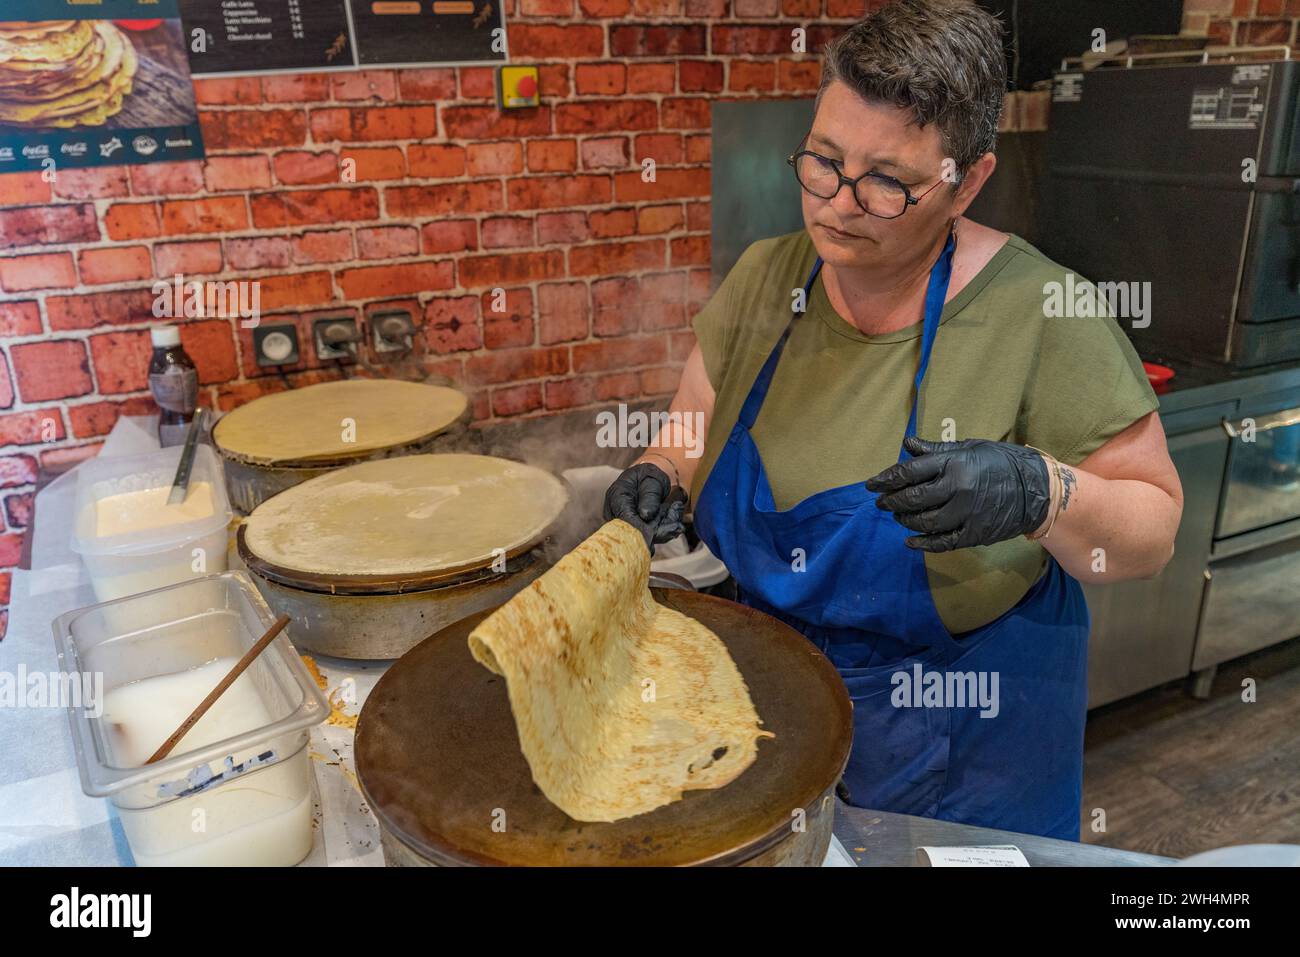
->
[916,845,1030,867]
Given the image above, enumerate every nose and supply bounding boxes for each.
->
[829,179,862,220]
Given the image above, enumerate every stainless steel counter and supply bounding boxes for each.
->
[833,803,1174,867]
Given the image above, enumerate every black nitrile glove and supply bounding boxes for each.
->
[865,436,1051,552]
[603,462,689,551]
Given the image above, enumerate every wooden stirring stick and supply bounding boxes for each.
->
[145,614,291,765]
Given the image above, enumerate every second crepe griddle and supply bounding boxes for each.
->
[355,589,853,866]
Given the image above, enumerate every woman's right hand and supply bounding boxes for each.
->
[602,463,688,550]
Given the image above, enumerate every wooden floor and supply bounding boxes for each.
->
[1081,635,1300,858]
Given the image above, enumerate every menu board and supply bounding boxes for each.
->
[0,0,204,173]
[181,0,506,77]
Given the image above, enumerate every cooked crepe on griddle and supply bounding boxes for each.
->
[0,20,137,128]
[468,519,774,823]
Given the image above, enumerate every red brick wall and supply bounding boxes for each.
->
[1182,0,1300,43]
[0,1,884,635]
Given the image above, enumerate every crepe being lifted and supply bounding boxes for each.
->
[468,519,773,823]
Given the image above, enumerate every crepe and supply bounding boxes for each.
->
[242,453,569,578]
[213,379,469,466]
[468,519,774,823]
[0,20,137,128]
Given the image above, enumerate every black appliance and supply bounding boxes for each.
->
[1038,57,1300,367]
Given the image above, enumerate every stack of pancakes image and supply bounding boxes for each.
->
[0,20,138,128]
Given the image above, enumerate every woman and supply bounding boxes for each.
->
[604,0,1183,841]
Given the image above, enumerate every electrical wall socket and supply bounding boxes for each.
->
[252,323,299,367]
[313,316,360,360]
[370,310,416,354]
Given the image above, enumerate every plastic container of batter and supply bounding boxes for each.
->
[54,571,328,867]
[70,444,232,603]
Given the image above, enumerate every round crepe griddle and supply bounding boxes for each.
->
[237,454,569,595]
[355,589,853,866]
[212,379,469,468]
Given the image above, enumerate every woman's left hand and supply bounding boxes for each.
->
[865,436,1051,551]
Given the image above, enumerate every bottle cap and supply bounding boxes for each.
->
[150,325,181,348]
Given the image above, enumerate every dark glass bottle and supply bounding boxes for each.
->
[148,325,198,447]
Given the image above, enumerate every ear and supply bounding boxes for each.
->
[951,152,997,218]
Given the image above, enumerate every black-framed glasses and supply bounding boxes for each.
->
[787,144,948,220]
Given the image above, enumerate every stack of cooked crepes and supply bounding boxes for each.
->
[469,519,774,823]
[0,20,138,128]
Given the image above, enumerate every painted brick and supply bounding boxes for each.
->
[337,262,454,299]
[290,230,355,265]
[386,181,502,217]
[274,151,340,186]
[0,171,51,206]
[480,217,536,249]
[76,247,152,286]
[482,288,535,349]
[526,139,578,173]
[5,491,33,529]
[0,302,41,337]
[155,241,224,277]
[130,161,205,196]
[11,340,93,401]
[538,281,590,344]
[51,167,131,200]
[545,375,597,410]
[0,204,98,249]
[47,289,157,331]
[180,320,239,383]
[355,226,420,260]
[424,297,484,354]
[491,382,543,416]
[103,203,161,241]
[252,187,379,227]
[200,108,308,149]
[572,336,667,372]
[204,155,273,192]
[466,141,524,176]
[261,73,332,102]
[421,219,478,254]
[88,330,152,394]
[67,396,158,439]
[0,410,64,446]
[0,253,76,292]
[406,144,467,178]
[160,197,249,235]
[0,454,38,488]
[340,147,406,181]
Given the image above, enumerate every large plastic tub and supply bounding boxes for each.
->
[70,444,232,603]
[54,572,328,867]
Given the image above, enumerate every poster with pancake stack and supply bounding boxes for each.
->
[0,0,203,173]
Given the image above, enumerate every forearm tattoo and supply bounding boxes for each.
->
[1059,466,1077,512]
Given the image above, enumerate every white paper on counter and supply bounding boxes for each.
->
[916,845,1030,867]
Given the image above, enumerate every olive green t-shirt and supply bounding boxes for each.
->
[690,229,1160,635]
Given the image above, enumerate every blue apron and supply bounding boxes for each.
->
[694,232,1090,840]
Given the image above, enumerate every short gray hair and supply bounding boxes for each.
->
[815,0,1007,176]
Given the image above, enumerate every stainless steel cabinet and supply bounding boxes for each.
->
[1084,423,1229,708]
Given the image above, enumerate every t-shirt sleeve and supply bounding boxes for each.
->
[1018,287,1161,466]
[689,245,754,391]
